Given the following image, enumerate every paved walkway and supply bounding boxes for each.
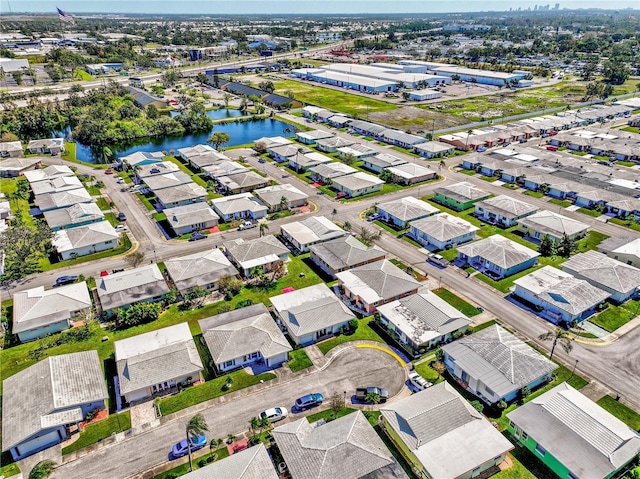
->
[580,381,612,403]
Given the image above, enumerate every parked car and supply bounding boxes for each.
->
[237,221,257,231]
[258,158,266,163]
[477,147,486,153]
[171,435,207,458]
[336,192,348,199]
[118,212,127,221]
[100,270,109,277]
[105,168,114,175]
[408,372,433,392]
[427,253,449,268]
[355,387,389,402]
[53,275,78,287]
[294,393,324,411]
[116,177,125,184]
[367,214,379,222]
[188,232,206,241]
[259,407,288,423]
[115,225,128,233]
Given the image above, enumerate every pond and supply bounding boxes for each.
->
[70,117,295,163]
[169,109,245,120]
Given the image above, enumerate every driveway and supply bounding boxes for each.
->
[51,346,406,479]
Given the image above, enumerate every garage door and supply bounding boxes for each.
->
[16,429,62,458]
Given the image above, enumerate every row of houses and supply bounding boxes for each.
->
[549,128,640,163]
[0,138,65,158]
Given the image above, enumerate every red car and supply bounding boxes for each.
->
[100,270,109,277]
[105,169,114,175]
[336,192,348,199]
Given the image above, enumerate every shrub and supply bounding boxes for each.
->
[348,319,359,330]
[496,400,508,410]
[198,458,207,468]
[470,400,484,413]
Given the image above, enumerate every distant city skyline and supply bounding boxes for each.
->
[2,0,639,15]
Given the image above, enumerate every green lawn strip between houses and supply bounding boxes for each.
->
[596,395,640,430]
[152,447,230,479]
[37,233,132,272]
[608,217,640,233]
[431,288,481,317]
[494,438,557,479]
[547,198,572,208]
[577,207,603,218]
[288,349,313,372]
[589,298,640,332]
[316,316,385,355]
[0,457,20,478]
[61,412,132,455]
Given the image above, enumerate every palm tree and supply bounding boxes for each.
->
[259,222,269,237]
[538,328,573,361]
[365,391,381,409]
[331,208,337,221]
[185,413,209,472]
[279,195,289,211]
[29,460,57,479]
[250,416,260,434]
[343,221,352,231]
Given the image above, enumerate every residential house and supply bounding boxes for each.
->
[268,143,312,163]
[561,250,640,303]
[606,198,640,219]
[432,182,490,211]
[457,236,540,279]
[218,171,270,194]
[513,265,610,324]
[120,150,164,169]
[310,236,386,279]
[500,166,528,184]
[336,143,377,161]
[34,187,93,212]
[288,151,333,172]
[376,197,439,229]
[575,189,624,209]
[12,282,92,342]
[270,283,354,345]
[348,120,387,138]
[474,195,538,227]
[43,202,104,231]
[315,136,355,153]
[413,141,454,159]
[211,192,268,221]
[308,162,358,183]
[177,144,229,171]
[295,129,334,145]
[0,140,23,157]
[522,174,553,192]
[180,444,278,479]
[331,172,384,198]
[381,130,425,149]
[96,264,170,314]
[24,164,74,183]
[336,259,421,314]
[507,383,640,479]
[377,291,472,354]
[442,325,558,404]
[115,323,203,403]
[199,303,291,372]
[253,136,292,151]
[143,171,193,191]
[301,105,328,119]
[30,176,83,197]
[2,351,108,461]
[164,248,238,294]
[0,200,10,220]
[52,221,120,260]
[26,138,65,155]
[154,183,208,209]
[478,160,504,177]
[202,161,248,179]
[517,210,589,242]
[124,86,169,109]
[273,411,406,479]
[380,382,513,479]
[598,236,640,268]
[460,155,483,171]
[164,202,219,236]
[135,161,180,180]
[223,235,290,277]
[386,163,438,185]
[0,157,42,177]
[410,213,479,250]
[362,153,407,174]
[327,115,352,128]
[254,184,308,212]
[280,216,348,253]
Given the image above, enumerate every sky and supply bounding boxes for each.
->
[2,0,638,15]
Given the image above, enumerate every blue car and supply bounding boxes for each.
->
[294,393,324,411]
[54,275,78,287]
[171,435,207,458]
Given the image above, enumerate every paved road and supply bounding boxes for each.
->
[51,347,406,479]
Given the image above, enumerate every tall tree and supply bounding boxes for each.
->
[538,328,573,361]
[185,413,209,472]
[279,195,289,211]
[0,216,53,282]
[28,460,57,479]
[208,131,231,150]
[557,234,576,258]
[259,222,269,237]
[538,234,555,257]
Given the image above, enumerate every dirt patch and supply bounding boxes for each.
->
[368,105,466,133]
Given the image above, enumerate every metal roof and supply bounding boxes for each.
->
[562,250,640,295]
[475,195,538,219]
[410,213,479,242]
[164,248,237,292]
[517,210,589,239]
[309,236,386,272]
[377,197,439,222]
[457,235,539,270]
[434,181,489,203]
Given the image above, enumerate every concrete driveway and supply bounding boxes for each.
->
[51,346,406,479]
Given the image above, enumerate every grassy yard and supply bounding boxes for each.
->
[95,197,111,211]
[608,217,640,233]
[577,207,602,218]
[615,160,636,167]
[414,361,441,382]
[596,395,640,430]
[374,220,407,237]
[288,349,313,372]
[136,192,156,211]
[547,198,572,208]
[589,299,640,332]
[471,319,498,333]
[317,316,385,355]
[62,412,132,455]
[0,459,20,478]
[159,370,276,416]
[522,190,544,198]
[39,233,132,272]
[494,440,557,479]
[432,288,481,317]
[307,407,357,423]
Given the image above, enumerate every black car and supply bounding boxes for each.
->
[118,212,127,221]
[54,275,78,287]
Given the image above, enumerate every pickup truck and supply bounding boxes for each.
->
[237,221,257,231]
[355,387,389,402]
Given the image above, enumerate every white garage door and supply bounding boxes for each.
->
[17,429,62,457]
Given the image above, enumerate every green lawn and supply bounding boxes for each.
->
[432,288,481,317]
[288,349,313,372]
[621,126,640,134]
[307,407,357,423]
[39,233,132,272]
[471,319,498,333]
[547,198,572,208]
[374,220,407,237]
[61,412,131,455]
[589,299,640,332]
[414,361,441,382]
[73,68,94,81]
[577,207,602,218]
[0,461,20,478]
[608,217,640,232]
[522,190,544,198]
[95,197,111,211]
[104,212,119,226]
[615,160,636,167]
[577,230,609,253]
[596,395,640,430]
[494,440,556,479]
[159,370,276,416]
[480,175,497,182]
[317,316,385,355]
[152,447,230,479]
[136,192,156,211]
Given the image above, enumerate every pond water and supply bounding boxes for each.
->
[169,109,245,120]
[70,117,294,163]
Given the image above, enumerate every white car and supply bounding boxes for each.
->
[408,372,433,391]
[259,407,288,423]
[115,225,128,233]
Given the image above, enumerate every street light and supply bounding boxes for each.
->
[343,390,347,407]
[569,359,579,380]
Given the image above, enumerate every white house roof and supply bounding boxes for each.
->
[165,202,219,230]
[164,248,237,292]
[517,210,590,238]
[270,283,354,337]
[365,153,408,170]
[332,172,384,192]
[34,187,92,212]
[457,235,540,270]
[136,161,180,178]
[218,171,269,191]
[0,157,42,175]
[2,351,108,451]
[24,164,73,183]
[224,235,289,270]
[377,291,472,345]
[253,136,292,149]
[335,259,420,305]
[309,236,386,272]
[43,202,104,229]
[442,325,558,399]
[410,213,479,242]
[254,184,308,207]
[12,282,91,334]
[315,136,355,150]
[336,144,377,158]
[181,444,278,479]
[434,181,489,203]
[296,129,334,141]
[475,195,538,219]
[27,138,64,150]
[115,323,203,395]
[120,150,164,167]
[272,411,401,479]
[52,221,119,254]
[414,141,454,153]
[211,193,268,217]
[599,236,640,256]
[31,176,83,196]
[269,143,312,158]
[309,162,357,179]
[292,152,333,169]
[143,171,193,191]
[96,264,170,311]
[380,382,513,479]
[154,183,207,205]
[281,216,347,247]
[386,163,437,180]
[377,197,439,222]
[202,160,248,178]
[508,383,640,478]
[561,250,640,296]
[177,144,216,158]
[199,303,291,364]
[0,140,22,153]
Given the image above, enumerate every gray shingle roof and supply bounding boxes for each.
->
[332,172,384,191]
[211,193,268,217]
[364,154,407,170]
[475,195,538,219]
[517,210,589,238]
[31,176,83,196]
[410,213,479,242]
[115,323,203,395]
[164,248,237,292]
[199,303,291,364]
[164,202,219,230]
[308,162,357,179]
[254,184,308,207]
[223,235,289,269]
[52,221,119,254]
[181,443,278,479]
[43,202,104,230]
[143,171,193,191]
[203,160,248,178]
[218,171,269,191]
[377,197,439,222]
[561,250,640,295]
[507,383,640,479]
[272,411,399,479]
[269,143,312,158]
[434,181,489,203]
[2,351,108,451]
[34,187,93,211]
[154,183,207,206]
[309,236,386,272]
[441,325,558,398]
[315,136,355,150]
[457,235,540,270]
[96,264,170,311]
[281,216,347,247]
